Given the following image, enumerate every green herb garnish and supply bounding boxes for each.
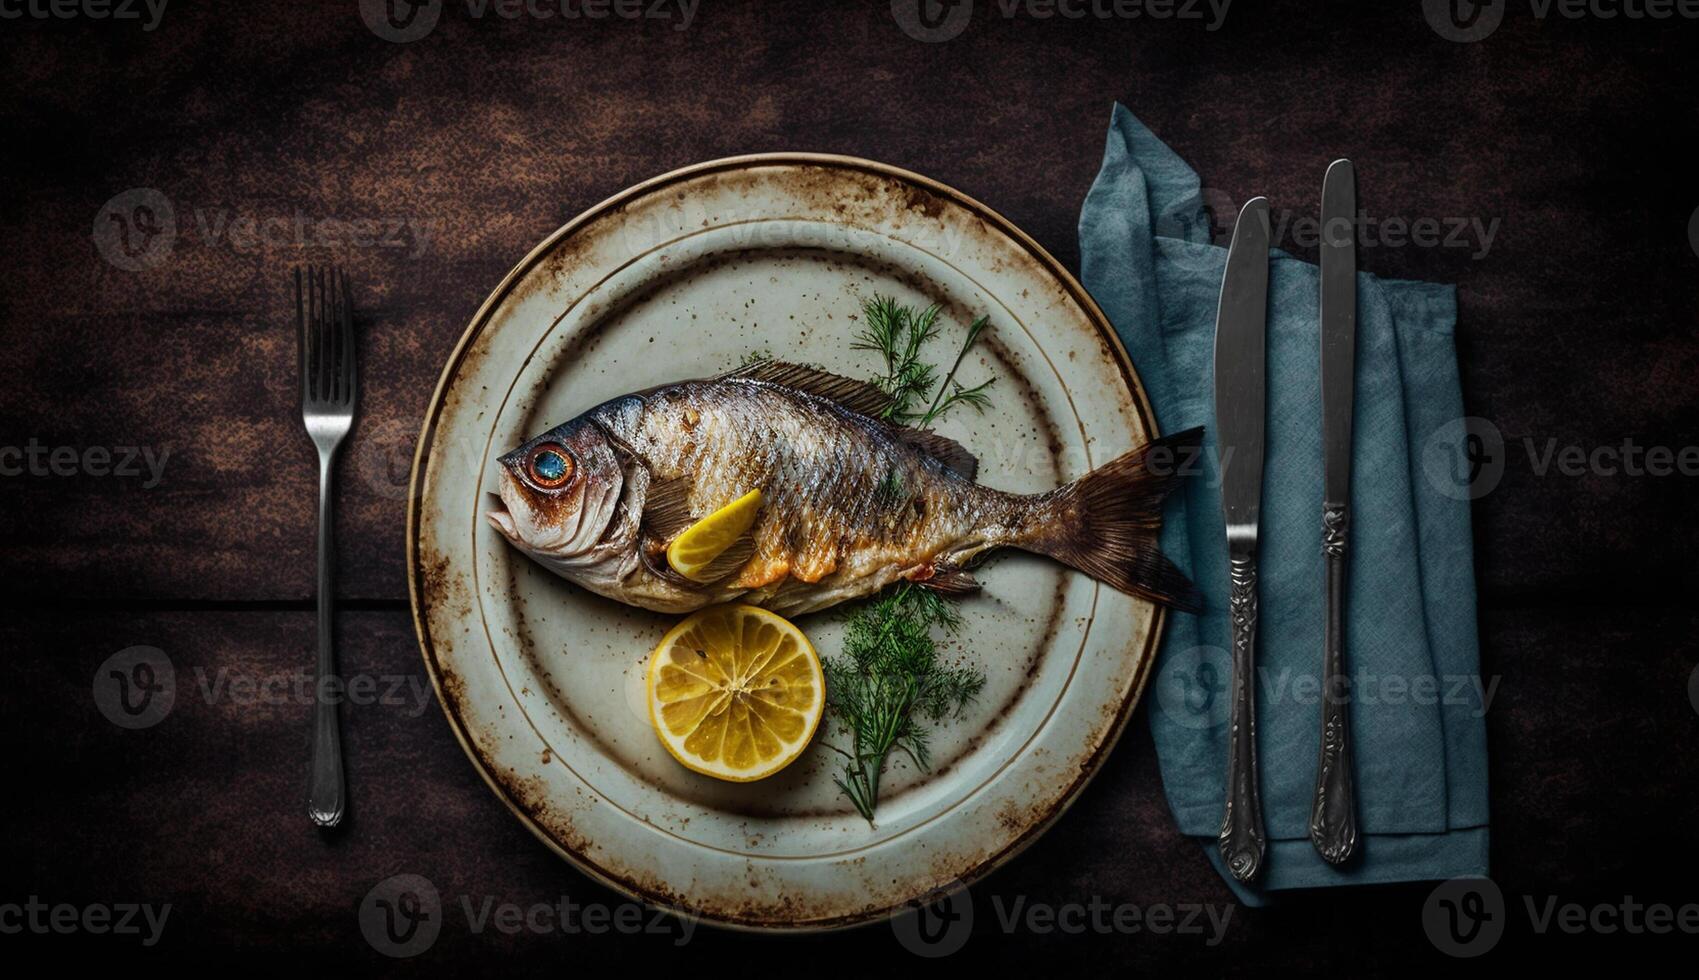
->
[853,295,994,426]
[824,584,986,824]
[825,297,996,824]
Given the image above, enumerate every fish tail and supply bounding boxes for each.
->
[1016,427,1204,612]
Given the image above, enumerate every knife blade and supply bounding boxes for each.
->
[1213,196,1270,883]
[1311,159,1360,864]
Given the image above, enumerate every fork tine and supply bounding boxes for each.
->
[295,266,306,404]
[297,264,356,409]
[326,266,337,402]
[307,264,318,403]
[307,264,320,403]
[331,265,346,403]
[333,266,348,404]
[338,268,356,405]
[322,264,337,403]
[316,265,331,402]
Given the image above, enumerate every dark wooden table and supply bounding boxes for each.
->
[4,0,1696,970]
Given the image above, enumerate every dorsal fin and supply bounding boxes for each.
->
[718,360,894,419]
[897,428,979,480]
[719,360,978,479]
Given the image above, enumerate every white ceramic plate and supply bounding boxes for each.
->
[407,155,1167,931]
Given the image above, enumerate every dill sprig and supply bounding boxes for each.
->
[919,313,993,427]
[823,584,986,824]
[852,295,994,426]
[823,297,998,824]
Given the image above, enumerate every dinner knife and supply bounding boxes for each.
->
[1311,159,1361,864]
[1213,196,1270,883]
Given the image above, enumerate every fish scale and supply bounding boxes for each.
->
[628,380,979,586]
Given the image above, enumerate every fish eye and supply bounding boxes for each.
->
[525,444,574,489]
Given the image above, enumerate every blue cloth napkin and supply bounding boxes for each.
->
[1079,105,1490,903]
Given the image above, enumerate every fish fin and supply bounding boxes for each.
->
[1018,427,1204,612]
[638,498,758,587]
[640,475,697,542]
[692,534,758,585]
[638,536,700,589]
[895,428,979,480]
[720,360,894,419]
[720,360,978,477]
[908,565,980,596]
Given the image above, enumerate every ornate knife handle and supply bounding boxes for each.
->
[1310,504,1359,864]
[1218,553,1266,882]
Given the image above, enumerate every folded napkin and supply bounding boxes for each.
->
[1079,105,1489,903]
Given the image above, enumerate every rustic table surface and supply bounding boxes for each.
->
[4,0,1695,970]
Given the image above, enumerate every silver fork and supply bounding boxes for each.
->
[297,265,356,828]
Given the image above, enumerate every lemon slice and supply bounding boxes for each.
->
[646,604,823,782]
[666,488,762,581]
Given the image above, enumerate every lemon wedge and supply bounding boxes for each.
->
[665,488,762,581]
[646,604,823,782]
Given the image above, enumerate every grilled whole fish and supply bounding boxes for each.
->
[487,361,1201,617]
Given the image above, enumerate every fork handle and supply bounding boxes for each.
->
[308,451,346,828]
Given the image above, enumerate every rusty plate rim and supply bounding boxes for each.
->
[405,153,1169,932]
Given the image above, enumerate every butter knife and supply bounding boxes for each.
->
[1311,159,1360,864]
[1214,196,1270,883]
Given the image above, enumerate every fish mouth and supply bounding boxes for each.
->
[486,497,519,543]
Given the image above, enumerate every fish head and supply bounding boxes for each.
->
[487,415,629,571]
